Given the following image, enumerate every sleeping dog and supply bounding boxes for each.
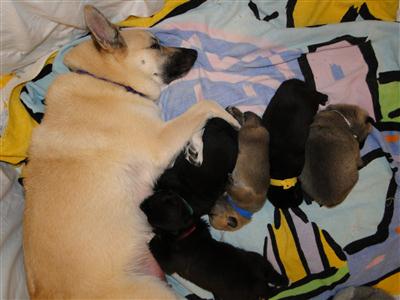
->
[262,79,327,208]
[300,104,373,207]
[209,107,270,231]
[140,190,288,300]
[23,6,240,299]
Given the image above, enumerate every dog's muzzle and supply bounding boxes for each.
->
[162,48,198,84]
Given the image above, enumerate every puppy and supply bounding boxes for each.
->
[154,117,238,218]
[262,79,328,208]
[23,6,239,299]
[300,104,373,207]
[140,190,288,300]
[209,107,270,231]
[333,286,394,300]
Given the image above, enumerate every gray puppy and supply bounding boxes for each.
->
[333,286,394,300]
[300,104,373,207]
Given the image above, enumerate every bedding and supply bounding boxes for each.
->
[0,1,399,299]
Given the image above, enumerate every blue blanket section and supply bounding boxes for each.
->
[153,28,303,121]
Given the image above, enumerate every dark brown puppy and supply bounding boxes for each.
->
[210,107,270,231]
[300,104,373,207]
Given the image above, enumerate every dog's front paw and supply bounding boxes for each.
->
[184,129,204,167]
[198,100,241,129]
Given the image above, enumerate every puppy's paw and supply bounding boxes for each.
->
[226,106,244,125]
[184,129,204,167]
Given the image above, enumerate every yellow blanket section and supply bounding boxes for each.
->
[0,84,38,164]
[290,0,398,27]
[0,0,187,165]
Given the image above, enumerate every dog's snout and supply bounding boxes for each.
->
[162,48,198,84]
[227,216,238,228]
[181,48,198,63]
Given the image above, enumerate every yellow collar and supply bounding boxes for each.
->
[270,177,297,189]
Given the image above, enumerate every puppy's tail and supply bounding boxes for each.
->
[265,261,289,288]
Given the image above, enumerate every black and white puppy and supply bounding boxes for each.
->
[153,117,238,218]
[262,79,327,208]
[140,190,288,300]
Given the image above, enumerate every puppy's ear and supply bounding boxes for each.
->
[84,5,127,53]
[314,90,328,105]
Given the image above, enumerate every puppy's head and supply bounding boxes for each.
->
[243,111,263,128]
[65,5,197,100]
[140,190,194,232]
[325,104,373,142]
[209,196,251,231]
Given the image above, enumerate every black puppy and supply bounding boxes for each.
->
[262,79,327,208]
[154,117,238,217]
[140,190,288,300]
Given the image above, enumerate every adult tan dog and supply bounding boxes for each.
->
[23,5,238,299]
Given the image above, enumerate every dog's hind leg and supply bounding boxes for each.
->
[157,100,239,169]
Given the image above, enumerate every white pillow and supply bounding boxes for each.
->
[0,1,164,74]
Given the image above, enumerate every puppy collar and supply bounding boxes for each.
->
[330,110,358,139]
[226,195,253,220]
[74,69,148,98]
[270,177,297,190]
[177,224,197,240]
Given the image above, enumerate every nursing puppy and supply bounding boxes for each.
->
[210,107,270,231]
[140,191,288,300]
[154,117,238,218]
[262,79,327,208]
[300,104,373,207]
[23,6,239,299]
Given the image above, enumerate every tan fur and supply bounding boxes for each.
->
[23,7,239,299]
[209,110,269,231]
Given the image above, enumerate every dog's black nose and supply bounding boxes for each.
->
[227,216,238,228]
[162,48,198,84]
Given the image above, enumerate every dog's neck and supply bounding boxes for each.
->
[154,224,197,241]
[74,69,147,98]
[330,110,358,140]
[64,40,161,101]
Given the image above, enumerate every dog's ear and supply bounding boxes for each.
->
[84,5,127,53]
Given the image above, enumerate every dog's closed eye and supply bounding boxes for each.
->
[150,43,161,50]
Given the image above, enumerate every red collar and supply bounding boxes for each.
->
[177,224,197,240]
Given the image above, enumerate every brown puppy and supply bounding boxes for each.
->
[210,107,270,231]
[300,104,373,207]
[23,6,239,299]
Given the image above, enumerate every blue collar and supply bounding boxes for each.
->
[75,69,147,98]
[226,195,253,220]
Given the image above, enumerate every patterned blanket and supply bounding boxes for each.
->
[1,1,399,299]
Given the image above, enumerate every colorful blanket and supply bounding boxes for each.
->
[1,1,399,299]
[154,2,400,299]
